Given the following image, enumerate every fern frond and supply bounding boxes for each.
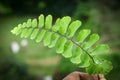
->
[11,14,113,75]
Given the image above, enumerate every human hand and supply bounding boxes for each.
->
[63,71,106,80]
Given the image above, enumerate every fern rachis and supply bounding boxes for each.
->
[11,14,113,75]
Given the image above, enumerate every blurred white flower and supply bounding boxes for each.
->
[44,75,52,80]
[20,39,28,47]
[11,41,20,54]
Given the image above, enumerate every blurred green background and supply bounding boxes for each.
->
[0,0,120,80]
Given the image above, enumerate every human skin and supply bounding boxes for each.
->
[63,71,106,80]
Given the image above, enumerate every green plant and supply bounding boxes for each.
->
[11,14,113,75]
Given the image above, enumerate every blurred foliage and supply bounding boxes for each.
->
[0,0,76,17]
[0,3,11,14]
[106,53,120,80]
[53,57,83,80]
[0,47,33,80]
[98,53,120,80]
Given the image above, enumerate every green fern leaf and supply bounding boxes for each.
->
[20,29,28,38]
[30,29,39,39]
[59,16,71,34]
[22,22,26,28]
[15,24,22,35]
[36,30,46,43]
[67,20,81,38]
[32,19,37,27]
[71,46,82,64]
[45,15,52,29]
[82,34,99,50]
[26,19,32,27]
[62,40,73,58]
[24,28,33,38]
[79,53,90,67]
[86,57,113,75]
[38,14,44,28]
[52,18,61,32]
[48,33,59,48]
[91,44,109,55]
[43,32,52,46]
[56,37,67,53]
[77,29,91,43]
[11,14,113,75]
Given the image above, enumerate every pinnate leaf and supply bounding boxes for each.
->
[11,14,113,75]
